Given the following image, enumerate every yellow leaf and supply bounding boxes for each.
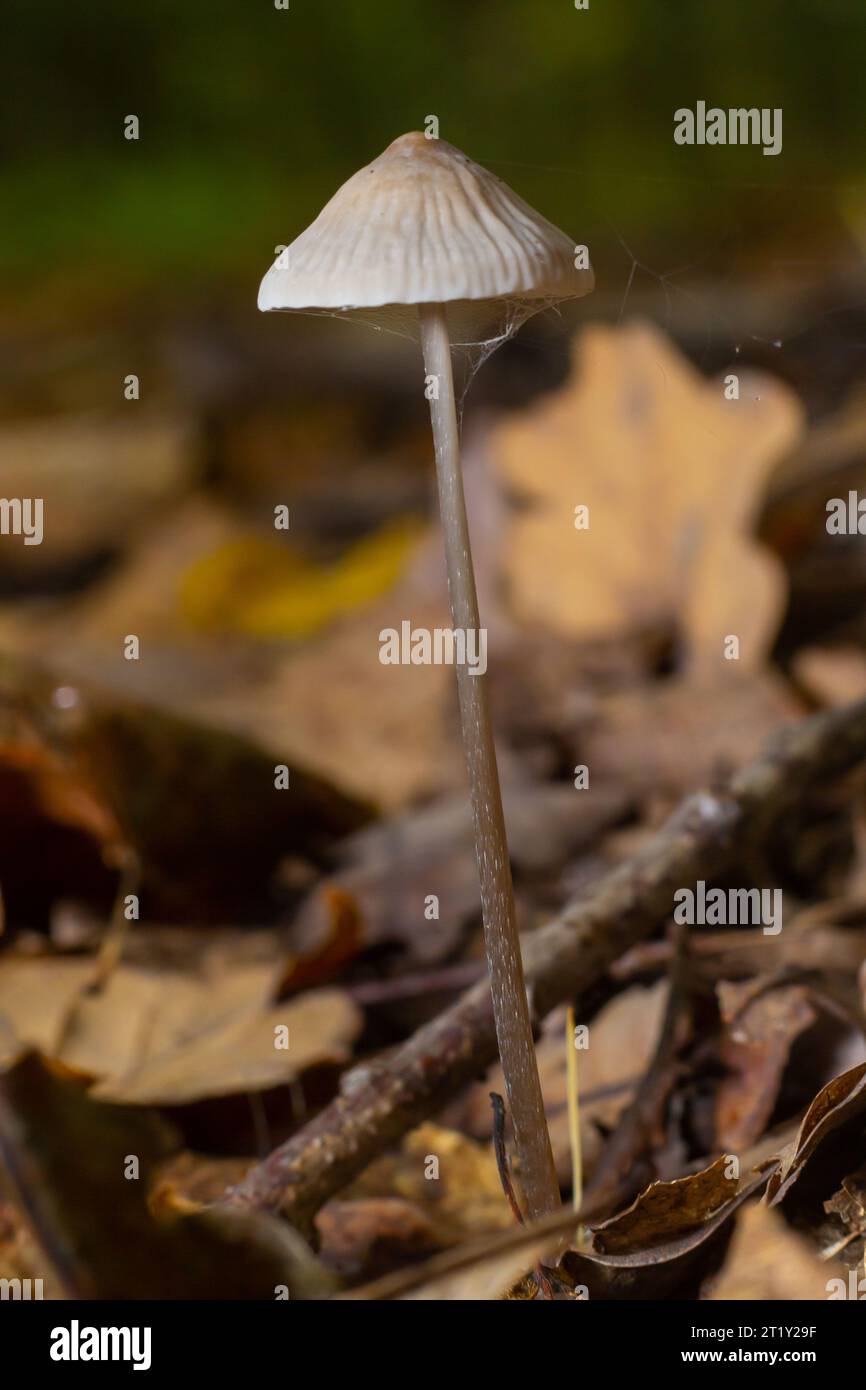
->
[179,518,421,640]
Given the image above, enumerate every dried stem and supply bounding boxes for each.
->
[417,302,559,1220]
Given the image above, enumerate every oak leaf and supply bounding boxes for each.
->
[492,320,803,673]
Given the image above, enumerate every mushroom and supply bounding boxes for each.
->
[258,132,593,1220]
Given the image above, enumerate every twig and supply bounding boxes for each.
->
[345,962,484,1007]
[223,697,866,1227]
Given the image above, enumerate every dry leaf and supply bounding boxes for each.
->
[314,1122,520,1288]
[767,1061,866,1204]
[590,1154,739,1255]
[492,320,803,673]
[150,1152,252,1211]
[715,980,817,1151]
[561,1166,771,1300]
[0,955,361,1105]
[456,1164,780,1303]
[96,987,361,1105]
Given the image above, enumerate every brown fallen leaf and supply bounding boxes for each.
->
[46,496,242,645]
[561,1164,771,1301]
[0,954,275,1073]
[98,988,360,1106]
[589,1154,740,1255]
[341,1156,773,1301]
[715,979,817,1151]
[492,320,803,673]
[363,1160,768,1302]
[6,592,459,819]
[707,1200,839,1300]
[324,1120,549,1298]
[0,954,361,1105]
[289,830,478,970]
[0,731,120,850]
[766,1061,866,1204]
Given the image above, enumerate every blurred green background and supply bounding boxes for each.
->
[3,0,865,305]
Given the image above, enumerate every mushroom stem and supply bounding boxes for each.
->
[418,302,560,1221]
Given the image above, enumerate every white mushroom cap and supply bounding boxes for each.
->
[258,132,593,326]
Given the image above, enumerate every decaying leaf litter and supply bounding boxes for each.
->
[2,316,866,1299]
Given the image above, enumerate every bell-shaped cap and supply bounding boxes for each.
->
[258,133,593,322]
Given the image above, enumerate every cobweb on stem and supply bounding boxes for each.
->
[301,294,570,423]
